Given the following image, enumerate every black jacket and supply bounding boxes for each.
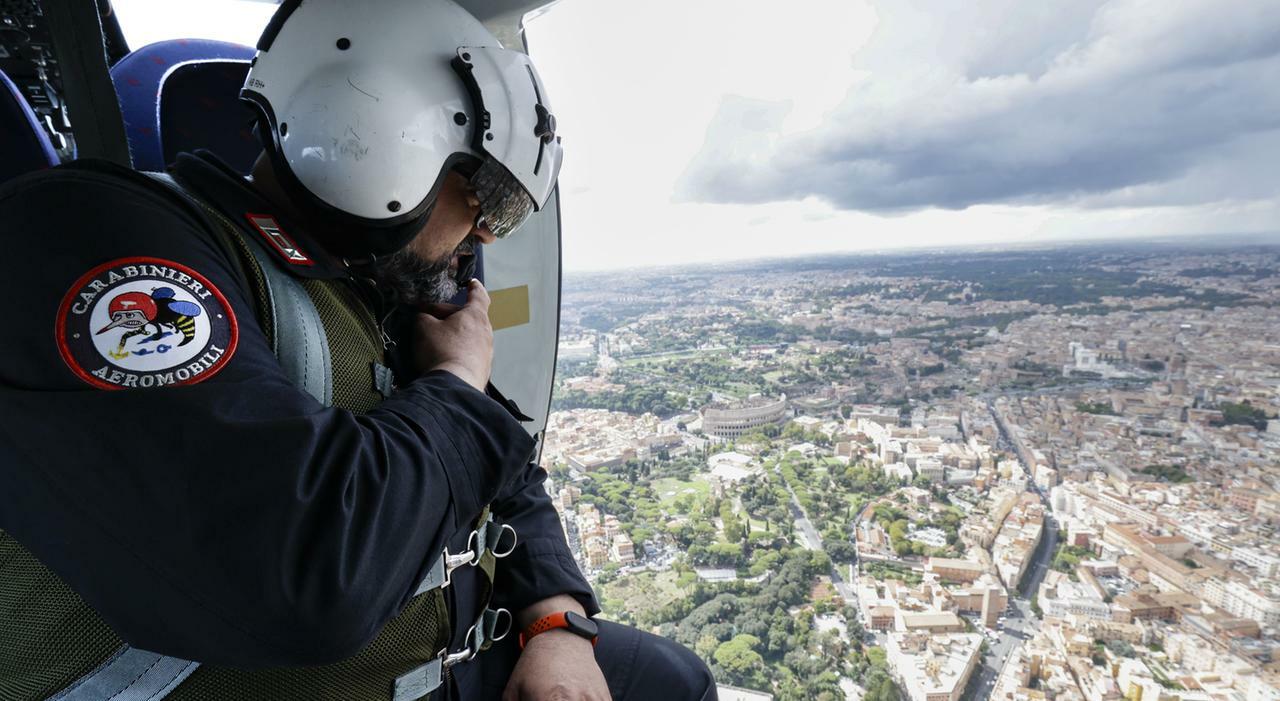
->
[0,151,596,669]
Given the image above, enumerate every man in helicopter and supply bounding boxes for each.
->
[0,0,715,699]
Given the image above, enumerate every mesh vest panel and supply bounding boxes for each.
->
[300,277,385,415]
[166,587,449,701]
[0,536,124,701]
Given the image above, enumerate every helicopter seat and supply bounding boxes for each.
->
[111,38,258,174]
[0,68,59,185]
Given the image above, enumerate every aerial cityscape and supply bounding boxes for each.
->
[538,239,1280,701]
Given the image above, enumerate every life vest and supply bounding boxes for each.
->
[0,173,509,701]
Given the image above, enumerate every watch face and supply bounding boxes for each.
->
[565,611,599,638]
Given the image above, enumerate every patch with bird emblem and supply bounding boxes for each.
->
[56,257,238,390]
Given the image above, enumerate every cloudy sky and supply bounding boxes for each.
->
[526,0,1280,270]
[116,0,1280,271]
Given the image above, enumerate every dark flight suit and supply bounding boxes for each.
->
[0,151,714,700]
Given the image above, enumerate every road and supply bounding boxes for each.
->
[963,506,1057,699]
[974,377,1144,404]
[959,401,1061,700]
[962,576,1034,698]
[778,475,857,603]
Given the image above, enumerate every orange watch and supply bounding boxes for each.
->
[518,611,599,649]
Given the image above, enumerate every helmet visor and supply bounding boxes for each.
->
[470,157,536,239]
[455,47,562,211]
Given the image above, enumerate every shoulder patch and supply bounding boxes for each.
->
[245,213,314,266]
[56,257,239,390]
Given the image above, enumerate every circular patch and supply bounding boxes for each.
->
[56,257,239,390]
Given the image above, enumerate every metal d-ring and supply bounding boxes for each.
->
[458,606,513,662]
[491,524,518,558]
[465,527,484,566]
[486,607,513,642]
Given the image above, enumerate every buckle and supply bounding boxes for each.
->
[413,519,517,596]
[413,544,477,595]
[434,545,474,590]
[438,647,472,669]
[443,546,476,576]
[437,607,512,669]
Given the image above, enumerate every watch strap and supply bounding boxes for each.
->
[518,611,599,649]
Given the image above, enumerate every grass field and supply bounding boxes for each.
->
[727,380,770,396]
[597,569,689,623]
[620,347,730,367]
[747,516,773,533]
[652,476,711,509]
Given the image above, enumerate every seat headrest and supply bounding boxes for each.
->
[111,39,258,173]
[0,69,59,184]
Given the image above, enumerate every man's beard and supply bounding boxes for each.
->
[371,235,477,307]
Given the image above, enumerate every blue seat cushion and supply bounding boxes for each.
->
[159,61,260,174]
[111,39,258,173]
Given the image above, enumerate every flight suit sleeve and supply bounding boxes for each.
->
[0,166,535,668]
[488,460,601,618]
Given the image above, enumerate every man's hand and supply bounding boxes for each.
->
[502,630,611,701]
[413,279,492,391]
[504,594,611,701]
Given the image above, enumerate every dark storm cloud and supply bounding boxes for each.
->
[677,0,1280,212]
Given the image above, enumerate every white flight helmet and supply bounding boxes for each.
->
[242,0,562,257]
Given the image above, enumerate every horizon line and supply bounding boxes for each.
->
[560,230,1280,276]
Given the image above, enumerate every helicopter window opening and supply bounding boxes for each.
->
[112,0,276,49]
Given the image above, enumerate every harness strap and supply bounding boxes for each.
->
[391,658,443,701]
[237,229,335,406]
[142,172,334,406]
[45,646,198,701]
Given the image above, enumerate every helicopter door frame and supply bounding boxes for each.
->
[478,13,562,456]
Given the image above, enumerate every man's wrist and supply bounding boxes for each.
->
[429,362,486,391]
[516,593,586,631]
[522,626,595,652]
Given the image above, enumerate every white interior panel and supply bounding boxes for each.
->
[485,188,560,440]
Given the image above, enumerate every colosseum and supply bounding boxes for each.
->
[700,394,789,440]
